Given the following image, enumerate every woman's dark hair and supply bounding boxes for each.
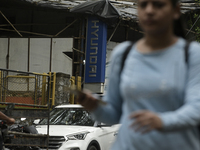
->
[171,0,179,6]
[170,0,186,39]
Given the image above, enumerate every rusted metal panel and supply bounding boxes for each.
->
[1,109,49,118]
[4,131,48,147]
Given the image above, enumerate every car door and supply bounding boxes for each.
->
[94,123,120,150]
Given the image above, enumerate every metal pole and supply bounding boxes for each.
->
[80,19,85,77]
[185,15,200,37]
[55,19,78,37]
[28,38,30,72]
[0,28,53,37]
[0,11,22,37]
[107,20,121,44]
[49,38,53,72]
[46,75,50,150]
[6,38,10,69]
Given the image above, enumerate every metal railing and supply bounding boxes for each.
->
[0,68,80,149]
[0,69,50,107]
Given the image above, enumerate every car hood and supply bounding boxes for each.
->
[36,125,95,136]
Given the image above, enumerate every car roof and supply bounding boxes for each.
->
[55,104,83,108]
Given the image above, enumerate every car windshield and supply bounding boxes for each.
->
[39,108,95,126]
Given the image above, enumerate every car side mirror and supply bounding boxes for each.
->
[33,119,40,125]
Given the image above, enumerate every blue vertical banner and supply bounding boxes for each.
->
[85,17,107,83]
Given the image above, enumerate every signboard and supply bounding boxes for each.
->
[85,17,107,83]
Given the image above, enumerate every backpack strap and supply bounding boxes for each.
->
[119,42,135,75]
[184,41,190,64]
[183,41,200,132]
[119,40,190,76]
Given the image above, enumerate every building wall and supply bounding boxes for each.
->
[104,41,119,93]
[0,38,73,75]
[30,38,51,73]
[0,38,8,68]
[10,38,28,71]
[52,38,73,74]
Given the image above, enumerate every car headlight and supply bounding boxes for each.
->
[66,132,89,140]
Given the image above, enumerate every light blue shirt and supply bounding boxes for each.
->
[92,38,200,150]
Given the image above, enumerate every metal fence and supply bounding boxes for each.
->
[0,68,53,149]
[0,69,51,107]
[0,69,82,149]
[0,68,76,108]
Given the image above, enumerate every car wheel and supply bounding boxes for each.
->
[87,145,98,150]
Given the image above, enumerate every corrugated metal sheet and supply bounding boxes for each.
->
[1,0,200,21]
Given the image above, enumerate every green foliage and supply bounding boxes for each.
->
[196,26,200,42]
[194,13,199,19]
[187,19,193,27]
[192,0,200,42]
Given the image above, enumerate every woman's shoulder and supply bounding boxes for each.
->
[178,38,200,55]
[189,40,200,53]
[110,41,135,59]
[186,40,200,65]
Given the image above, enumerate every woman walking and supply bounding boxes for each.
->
[77,0,200,149]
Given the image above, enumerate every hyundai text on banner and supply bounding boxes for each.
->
[85,17,107,83]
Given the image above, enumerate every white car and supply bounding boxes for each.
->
[36,104,120,150]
